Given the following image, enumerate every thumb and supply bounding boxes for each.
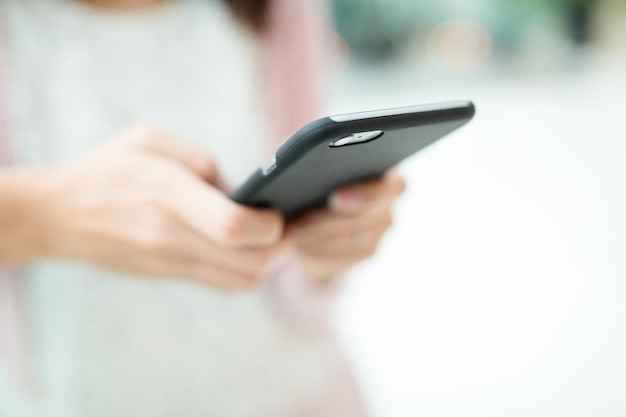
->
[124,125,220,184]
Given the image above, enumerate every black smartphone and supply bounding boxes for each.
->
[231,100,475,218]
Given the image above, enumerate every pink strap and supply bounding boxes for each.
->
[259,0,341,334]
[261,0,329,145]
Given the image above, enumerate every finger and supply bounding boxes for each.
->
[170,230,276,277]
[100,220,276,289]
[125,125,220,183]
[294,222,390,257]
[94,250,254,291]
[297,235,383,278]
[329,169,406,215]
[168,178,284,248]
[288,208,392,242]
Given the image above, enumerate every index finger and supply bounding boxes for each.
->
[169,175,285,248]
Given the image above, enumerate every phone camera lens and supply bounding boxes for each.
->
[329,130,384,148]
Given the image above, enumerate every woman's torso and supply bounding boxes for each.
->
[1,1,344,416]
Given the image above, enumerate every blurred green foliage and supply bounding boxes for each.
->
[331,0,598,62]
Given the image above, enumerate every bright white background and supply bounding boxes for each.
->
[332,59,626,417]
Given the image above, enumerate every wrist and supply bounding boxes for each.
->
[0,167,66,263]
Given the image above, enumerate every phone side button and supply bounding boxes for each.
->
[261,156,277,176]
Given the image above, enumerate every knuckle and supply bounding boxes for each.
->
[133,206,173,254]
[136,229,169,254]
[217,208,250,244]
[128,124,162,147]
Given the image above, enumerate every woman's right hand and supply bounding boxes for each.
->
[30,126,284,290]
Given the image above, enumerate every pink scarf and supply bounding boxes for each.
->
[261,0,328,144]
[0,0,330,388]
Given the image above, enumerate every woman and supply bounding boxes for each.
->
[0,0,405,416]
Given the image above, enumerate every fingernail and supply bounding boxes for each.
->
[331,189,364,213]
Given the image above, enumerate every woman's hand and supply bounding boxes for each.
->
[286,169,406,283]
[29,126,283,290]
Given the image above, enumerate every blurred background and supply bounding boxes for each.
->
[328,0,626,416]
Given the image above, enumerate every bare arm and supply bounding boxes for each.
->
[0,126,284,290]
[0,168,52,264]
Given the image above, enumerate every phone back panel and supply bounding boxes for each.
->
[231,101,475,218]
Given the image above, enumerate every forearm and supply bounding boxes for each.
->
[0,167,51,264]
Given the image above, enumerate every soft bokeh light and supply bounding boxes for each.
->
[331,0,626,416]
[427,20,493,70]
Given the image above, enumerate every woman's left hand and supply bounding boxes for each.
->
[285,169,406,283]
